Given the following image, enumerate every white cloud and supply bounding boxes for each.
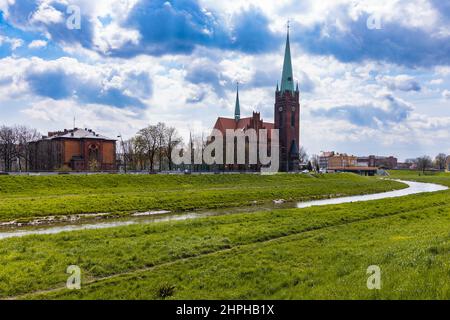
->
[29,2,65,25]
[28,40,48,49]
[0,35,24,50]
[443,90,450,100]
[429,79,443,85]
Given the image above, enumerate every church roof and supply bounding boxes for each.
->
[213,117,274,136]
[280,27,295,93]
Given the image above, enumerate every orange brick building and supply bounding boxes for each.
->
[29,128,116,171]
[328,153,357,168]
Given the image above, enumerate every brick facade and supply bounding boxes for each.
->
[29,128,116,172]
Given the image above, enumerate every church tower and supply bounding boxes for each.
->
[275,25,300,172]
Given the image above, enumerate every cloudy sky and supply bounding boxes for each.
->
[0,0,449,160]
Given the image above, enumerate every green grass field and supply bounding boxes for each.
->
[0,173,402,222]
[1,171,449,300]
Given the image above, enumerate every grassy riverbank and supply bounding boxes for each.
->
[0,172,449,299]
[0,173,403,222]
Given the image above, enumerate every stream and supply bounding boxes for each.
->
[0,179,447,240]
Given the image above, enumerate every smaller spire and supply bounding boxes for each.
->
[296,82,299,92]
[234,82,241,121]
[276,82,279,92]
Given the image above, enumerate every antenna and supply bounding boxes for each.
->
[73,115,76,129]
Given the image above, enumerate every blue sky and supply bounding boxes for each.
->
[0,0,449,160]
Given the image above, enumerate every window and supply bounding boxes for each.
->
[88,144,99,161]
[291,111,296,127]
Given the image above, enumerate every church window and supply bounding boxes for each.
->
[88,144,99,161]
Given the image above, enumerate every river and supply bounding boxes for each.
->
[0,179,447,240]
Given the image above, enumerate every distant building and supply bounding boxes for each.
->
[29,128,116,172]
[446,156,450,172]
[319,151,335,169]
[357,155,398,169]
[396,162,414,170]
[319,151,378,176]
[328,153,358,168]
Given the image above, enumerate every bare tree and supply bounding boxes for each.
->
[434,153,447,171]
[166,127,182,171]
[136,125,160,173]
[416,155,433,174]
[156,122,167,171]
[298,147,308,164]
[310,154,320,172]
[0,125,19,172]
[16,126,40,171]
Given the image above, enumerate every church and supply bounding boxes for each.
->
[212,28,301,172]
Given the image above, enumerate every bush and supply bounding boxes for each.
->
[155,283,176,299]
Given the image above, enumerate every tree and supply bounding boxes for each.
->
[0,125,19,172]
[190,132,205,172]
[165,127,182,171]
[136,125,159,172]
[307,161,313,171]
[434,153,447,171]
[310,154,320,172]
[156,122,167,171]
[416,155,432,174]
[16,126,40,171]
[298,147,308,164]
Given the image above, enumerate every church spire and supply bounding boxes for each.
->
[234,82,241,121]
[280,22,295,93]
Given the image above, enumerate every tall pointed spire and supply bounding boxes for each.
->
[234,82,241,121]
[280,21,295,93]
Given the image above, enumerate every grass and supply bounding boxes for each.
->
[0,171,448,299]
[0,173,403,222]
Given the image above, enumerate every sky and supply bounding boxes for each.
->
[0,0,449,161]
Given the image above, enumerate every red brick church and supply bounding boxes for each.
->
[212,28,300,172]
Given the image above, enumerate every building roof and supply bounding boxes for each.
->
[320,151,335,158]
[44,128,116,141]
[214,117,274,134]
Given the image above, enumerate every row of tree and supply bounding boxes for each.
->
[0,125,40,172]
[120,122,184,172]
[413,154,449,173]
